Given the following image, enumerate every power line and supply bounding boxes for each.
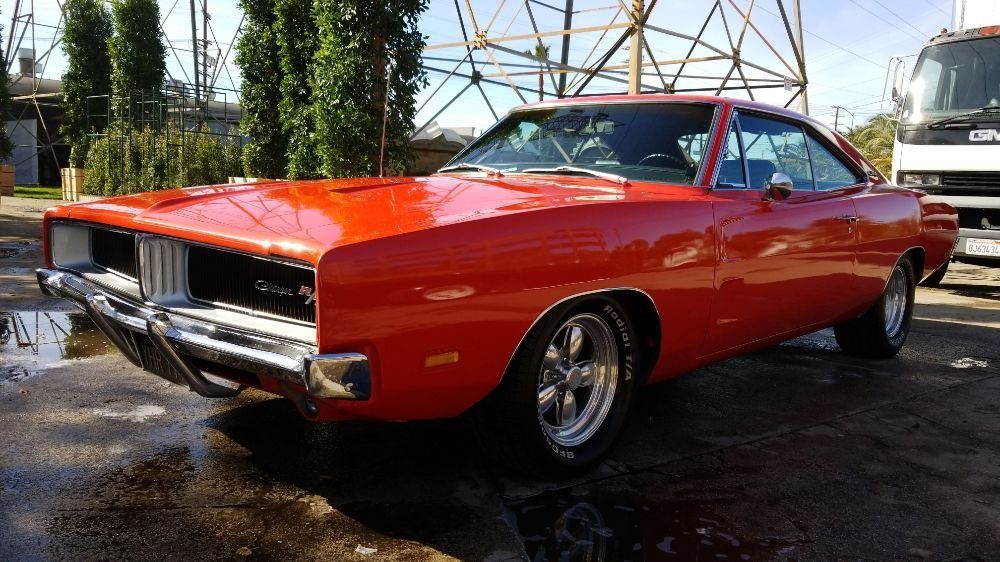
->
[870,0,933,39]
[754,4,888,70]
[843,0,927,42]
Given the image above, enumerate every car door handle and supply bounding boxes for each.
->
[835,215,860,223]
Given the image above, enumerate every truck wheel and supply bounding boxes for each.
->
[834,258,915,359]
[473,297,638,477]
[920,260,948,287]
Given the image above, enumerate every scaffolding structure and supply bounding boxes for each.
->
[415,0,809,138]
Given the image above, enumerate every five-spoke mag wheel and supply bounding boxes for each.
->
[474,297,639,477]
[537,314,619,447]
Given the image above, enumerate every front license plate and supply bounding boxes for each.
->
[967,237,1000,257]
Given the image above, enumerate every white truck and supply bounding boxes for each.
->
[891,0,1000,281]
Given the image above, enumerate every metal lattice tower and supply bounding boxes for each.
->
[414,0,809,138]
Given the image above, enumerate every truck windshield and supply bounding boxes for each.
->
[442,103,716,185]
[901,36,1000,124]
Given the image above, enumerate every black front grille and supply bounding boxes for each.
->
[91,228,138,280]
[940,172,1000,194]
[187,245,316,324]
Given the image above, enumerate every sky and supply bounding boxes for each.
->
[2,0,956,134]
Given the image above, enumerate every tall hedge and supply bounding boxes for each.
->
[60,0,113,167]
[235,0,287,178]
[274,0,320,178]
[310,0,428,177]
[0,17,14,162]
[108,0,166,112]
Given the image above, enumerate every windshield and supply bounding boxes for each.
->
[901,36,1000,124]
[444,103,717,185]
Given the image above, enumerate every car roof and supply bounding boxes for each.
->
[514,93,831,133]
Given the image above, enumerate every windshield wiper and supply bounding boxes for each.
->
[437,162,504,176]
[928,106,1000,129]
[521,165,630,186]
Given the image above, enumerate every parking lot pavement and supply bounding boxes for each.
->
[2,200,999,560]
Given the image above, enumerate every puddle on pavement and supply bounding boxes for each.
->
[1,311,114,383]
[507,490,803,560]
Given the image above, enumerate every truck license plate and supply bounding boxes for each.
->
[967,238,1000,257]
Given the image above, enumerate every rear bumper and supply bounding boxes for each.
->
[953,228,1000,261]
[936,195,1000,262]
[36,268,370,403]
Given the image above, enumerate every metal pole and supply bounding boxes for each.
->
[627,0,643,94]
[202,0,208,104]
[190,0,199,102]
[793,0,807,114]
[558,0,573,96]
[834,105,840,131]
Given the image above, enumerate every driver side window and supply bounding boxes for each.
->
[737,114,813,190]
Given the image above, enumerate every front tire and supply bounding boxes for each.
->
[834,258,915,359]
[473,297,639,477]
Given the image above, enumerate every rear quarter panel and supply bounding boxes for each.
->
[314,198,716,420]
[852,184,956,302]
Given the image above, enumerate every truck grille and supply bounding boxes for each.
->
[91,228,138,280]
[940,172,1000,194]
[187,245,316,324]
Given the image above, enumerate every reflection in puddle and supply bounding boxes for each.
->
[509,491,802,561]
[0,311,113,383]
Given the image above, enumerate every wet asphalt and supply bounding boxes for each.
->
[2,198,999,561]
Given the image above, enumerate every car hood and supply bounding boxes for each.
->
[49,175,673,263]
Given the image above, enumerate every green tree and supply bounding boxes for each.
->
[274,0,320,178]
[0,18,14,161]
[523,43,550,102]
[846,114,896,177]
[60,0,113,167]
[108,0,167,114]
[310,0,428,178]
[235,0,287,178]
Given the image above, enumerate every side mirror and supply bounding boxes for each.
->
[764,172,793,201]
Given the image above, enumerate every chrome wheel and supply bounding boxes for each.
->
[537,313,619,447]
[884,267,907,338]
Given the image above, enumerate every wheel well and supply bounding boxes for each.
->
[607,289,661,382]
[903,247,925,278]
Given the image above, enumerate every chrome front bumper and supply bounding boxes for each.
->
[37,268,370,402]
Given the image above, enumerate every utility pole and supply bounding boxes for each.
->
[831,105,854,133]
[202,0,209,98]
[557,0,573,97]
[793,0,808,114]
[627,0,643,95]
[189,0,199,102]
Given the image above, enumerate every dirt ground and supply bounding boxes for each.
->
[2,196,998,561]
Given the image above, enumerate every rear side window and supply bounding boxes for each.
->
[806,134,862,190]
[715,121,747,188]
[737,114,813,190]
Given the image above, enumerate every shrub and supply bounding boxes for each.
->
[84,127,242,195]
[235,0,287,178]
[108,0,166,118]
[0,17,13,161]
[274,0,320,179]
[310,0,428,177]
[60,0,113,167]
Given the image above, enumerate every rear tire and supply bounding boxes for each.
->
[473,297,639,478]
[920,260,949,287]
[834,258,915,359]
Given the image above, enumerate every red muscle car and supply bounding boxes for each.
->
[38,95,958,476]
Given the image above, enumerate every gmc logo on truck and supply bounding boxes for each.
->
[969,129,1000,141]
